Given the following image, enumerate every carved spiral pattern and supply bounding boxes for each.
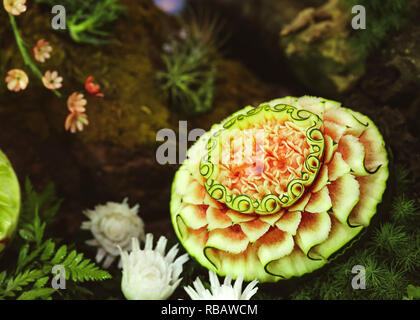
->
[200,104,325,214]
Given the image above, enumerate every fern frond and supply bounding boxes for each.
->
[17,288,56,300]
[33,276,49,289]
[0,269,44,298]
[51,245,68,265]
[1,179,112,300]
[40,239,56,261]
[63,254,111,282]
[42,245,112,283]
[21,178,61,225]
[15,242,47,274]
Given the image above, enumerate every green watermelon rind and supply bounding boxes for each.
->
[0,150,21,255]
[170,96,389,281]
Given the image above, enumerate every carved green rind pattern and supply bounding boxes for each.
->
[200,104,325,215]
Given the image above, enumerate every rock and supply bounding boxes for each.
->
[279,0,366,97]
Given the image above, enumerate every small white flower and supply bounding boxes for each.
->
[162,42,173,53]
[42,70,63,90]
[81,198,144,269]
[119,235,189,300]
[5,69,28,92]
[184,270,259,300]
[178,28,187,40]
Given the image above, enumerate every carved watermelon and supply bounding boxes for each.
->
[0,150,21,255]
[170,96,388,282]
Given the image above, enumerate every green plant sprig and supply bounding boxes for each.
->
[156,13,226,115]
[68,0,125,45]
[35,0,125,45]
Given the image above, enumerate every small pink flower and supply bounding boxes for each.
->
[65,112,89,133]
[42,70,63,90]
[67,92,87,113]
[5,69,29,92]
[3,0,27,15]
[33,39,53,63]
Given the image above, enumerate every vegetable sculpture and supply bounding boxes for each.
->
[0,150,20,255]
[170,96,388,282]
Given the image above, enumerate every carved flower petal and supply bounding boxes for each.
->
[328,151,351,182]
[256,228,294,268]
[305,186,332,213]
[239,219,270,243]
[328,173,360,224]
[206,225,249,254]
[177,204,208,229]
[275,211,302,235]
[295,211,331,258]
[206,207,232,230]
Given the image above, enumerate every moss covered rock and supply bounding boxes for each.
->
[0,0,273,151]
[279,0,366,96]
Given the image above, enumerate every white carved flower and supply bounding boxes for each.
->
[184,270,259,300]
[119,235,189,300]
[81,198,144,269]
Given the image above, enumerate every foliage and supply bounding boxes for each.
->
[405,284,420,300]
[0,179,111,300]
[156,13,226,115]
[345,0,414,56]
[289,166,419,300]
[390,194,419,222]
[35,0,125,45]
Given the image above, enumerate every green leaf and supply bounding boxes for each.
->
[16,242,47,274]
[40,239,56,261]
[62,250,77,266]
[2,269,44,298]
[16,243,30,268]
[33,276,49,289]
[407,285,420,299]
[21,178,61,226]
[18,228,35,242]
[65,259,112,282]
[17,288,56,300]
[34,0,124,45]
[51,245,67,265]
[0,271,7,287]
